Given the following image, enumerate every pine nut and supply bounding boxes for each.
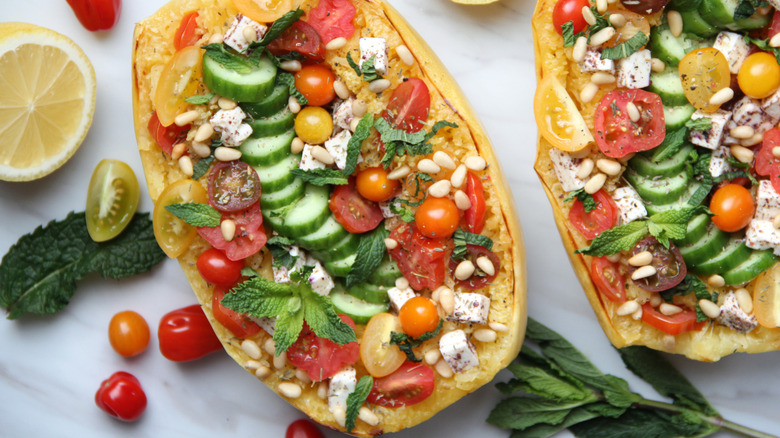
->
[476,256,496,276]
[332,407,346,428]
[192,141,211,158]
[591,72,616,85]
[280,59,302,72]
[631,306,643,320]
[741,132,764,147]
[730,145,754,164]
[435,359,454,378]
[294,369,312,385]
[424,349,441,365]
[395,276,410,290]
[617,300,640,316]
[609,13,626,27]
[439,287,455,315]
[397,44,415,66]
[178,156,194,176]
[707,274,725,288]
[359,406,380,426]
[735,288,753,313]
[352,99,367,118]
[662,334,676,351]
[291,137,304,154]
[774,213,780,229]
[596,0,608,13]
[273,351,287,370]
[317,382,328,399]
[773,146,780,158]
[660,303,683,316]
[171,143,187,160]
[489,322,509,333]
[667,10,683,37]
[651,57,665,73]
[311,146,335,164]
[699,299,721,319]
[333,80,350,100]
[465,156,486,171]
[709,87,734,106]
[454,190,472,210]
[175,110,200,126]
[325,36,347,51]
[263,338,276,355]
[572,36,588,63]
[474,328,497,343]
[607,253,621,263]
[431,285,444,303]
[208,33,224,44]
[730,125,755,139]
[245,360,262,371]
[576,158,595,179]
[771,32,780,48]
[218,97,237,110]
[451,164,468,188]
[241,339,262,359]
[368,79,391,93]
[584,172,607,194]
[582,6,597,25]
[194,123,214,142]
[650,293,662,307]
[580,82,599,103]
[255,365,271,379]
[428,180,451,198]
[384,238,398,250]
[628,250,653,266]
[242,26,257,43]
[278,382,302,399]
[631,265,657,280]
[215,146,242,161]
[455,260,476,280]
[349,116,361,132]
[625,101,641,123]
[433,151,456,169]
[288,96,301,113]
[590,27,616,46]
[387,165,410,180]
[221,219,236,242]
[596,158,622,176]
[418,158,441,174]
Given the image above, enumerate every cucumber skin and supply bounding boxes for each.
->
[722,250,779,285]
[202,55,276,103]
[330,286,388,324]
[240,84,289,118]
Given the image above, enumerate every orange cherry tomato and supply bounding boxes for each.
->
[398,297,439,339]
[108,310,150,357]
[294,64,336,107]
[356,166,400,202]
[232,0,295,23]
[415,197,459,239]
[710,183,755,232]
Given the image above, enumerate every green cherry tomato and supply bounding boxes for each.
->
[86,159,140,242]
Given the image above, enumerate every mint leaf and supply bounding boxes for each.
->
[452,228,493,261]
[601,32,648,60]
[561,21,584,47]
[276,71,308,106]
[185,93,215,105]
[745,35,780,64]
[389,201,415,223]
[0,212,165,319]
[274,302,305,354]
[346,51,362,77]
[345,52,379,82]
[390,319,443,362]
[202,43,253,74]
[375,118,457,168]
[291,168,348,186]
[304,292,357,345]
[650,128,689,163]
[660,274,715,322]
[575,221,648,256]
[266,235,298,269]
[346,376,374,432]
[503,362,591,401]
[648,207,704,244]
[570,408,713,438]
[487,397,584,430]
[222,277,294,318]
[346,226,389,287]
[256,9,303,46]
[192,155,214,180]
[564,188,598,213]
[164,202,221,227]
[586,7,611,44]
[344,113,374,176]
[685,117,713,131]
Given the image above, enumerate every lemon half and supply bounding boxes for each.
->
[0,22,96,182]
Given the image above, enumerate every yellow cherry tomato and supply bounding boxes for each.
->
[294,106,333,144]
[360,313,406,378]
[153,45,205,127]
[533,75,594,152]
[232,0,296,23]
[738,52,780,99]
[678,48,731,113]
[153,179,208,258]
[86,159,139,242]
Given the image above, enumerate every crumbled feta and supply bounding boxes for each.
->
[299,144,328,170]
[716,292,758,333]
[327,367,357,414]
[359,37,389,75]
[439,330,479,374]
[210,107,253,147]
[688,109,732,150]
[709,144,734,178]
[223,14,267,53]
[616,49,651,89]
[612,186,647,224]
[273,246,305,283]
[250,316,276,335]
[387,286,416,313]
[548,148,586,192]
[332,98,354,132]
[378,201,396,218]
[713,31,750,74]
[272,246,332,294]
[324,130,352,170]
[578,48,615,74]
[762,88,780,120]
[746,180,780,255]
[723,96,778,145]
[309,261,334,296]
[447,292,490,325]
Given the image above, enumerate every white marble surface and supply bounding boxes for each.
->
[1,0,779,437]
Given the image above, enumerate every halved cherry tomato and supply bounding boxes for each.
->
[360,313,406,378]
[399,297,440,338]
[603,9,651,47]
[552,0,589,36]
[568,189,619,240]
[366,361,435,408]
[295,106,334,144]
[147,112,189,156]
[534,75,594,153]
[678,48,731,113]
[232,0,295,22]
[197,248,244,287]
[591,257,626,302]
[356,166,399,202]
[641,303,704,335]
[710,184,755,232]
[108,311,150,357]
[415,197,460,239]
[619,0,670,16]
[197,202,267,261]
[208,161,261,212]
[154,45,205,127]
[174,11,200,51]
[756,128,780,194]
[449,245,500,290]
[158,304,223,362]
[739,52,780,99]
[95,371,146,422]
[330,179,383,233]
[383,78,430,133]
[629,237,686,292]
[307,0,356,43]
[388,223,450,291]
[287,314,360,382]
[153,179,208,258]
[594,89,665,158]
[763,9,780,39]
[212,286,261,338]
[286,419,325,438]
[86,159,140,242]
[294,64,337,107]
[464,171,486,234]
[267,20,325,62]
[67,0,121,32]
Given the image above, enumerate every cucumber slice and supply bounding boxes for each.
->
[625,170,690,204]
[241,129,295,167]
[722,249,779,285]
[253,154,300,193]
[202,54,276,102]
[368,256,402,287]
[240,84,289,118]
[630,144,694,178]
[675,213,711,246]
[691,236,752,276]
[664,104,696,130]
[645,181,705,215]
[680,10,719,38]
[330,286,388,325]
[260,177,305,210]
[311,233,359,263]
[325,253,357,277]
[679,224,730,267]
[262,206,291,234]
[700,0,738,27]
[646,67,688,107]
[248,109,295,139]
[282,184,331,238]
[727,10,772,31]
[347,283,390,304]
[649,26,686,67]
[298,215,350,251]
[669,0,702,11]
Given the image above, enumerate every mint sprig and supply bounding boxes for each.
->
[290,168,348,186]
[344,113,374,176]
[346,226,389,288]
[452,229,493,261]
[346,52,380,82]
[346,376,374,432]
[375,118,457,168]
[600,32,648,60]
[390,319,443,362]
[164,202,221,227]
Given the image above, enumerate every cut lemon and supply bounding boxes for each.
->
[534,74,593,153]
[0,22,96,182]
[753,262,780,328]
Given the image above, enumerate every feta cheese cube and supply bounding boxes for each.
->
[224,14,268,53]
[210,107,253,146]
[746,180,780,254]
[299,144,328,170]
[578,48,615,74]
[612,186,647,224]
[272,246,305,283]
[713,31,750,74]
[332,98,354,132]
[762,88,780,120]
[327,367,357,414]
[716,292,758,333]
[688,109,732,150]
[616,49,651,89]
[439,330,479,374]
[709,144,734,178]
[309,261,334,296]
[324,130,352,170]
[251,316,276,335]
[548,148,586,192]
[387,286,416,312]
[359,37,389,75]
[447,292,490,325]
[723,96,778,145]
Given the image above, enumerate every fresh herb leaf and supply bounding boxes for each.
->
[192,155,214,180]
[734,0,769,21]
[202,43,253,74]
[561,21,584,47]
[291,168,349,186]
[346,226,389,287]
[303,292,357,345]
[601,32,648,60]
[564,188,598,213]
[650,128,689,163]
[266,235,297,269]
[185,93,215,105]
[346,51,362,76]
[346,376,374,432]
[412,172,434,196]
[0,212,165,319]
[389,201,415,223]
[255,9,303,46]
[164,202,221,227]
[744,35,780,64]
[276,71,308,106]
[685,117,713,131]
[375,118,457,168]
[241,267,259,278]
[452,228,493,261]
[586,7,611,44]
[574,221,648,256]
[344,113,374,176]
[390,319,443,362]
[346,52,380,82]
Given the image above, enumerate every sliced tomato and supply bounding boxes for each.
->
[147,112,189,156]
[763,9,780,39]
[329,179,383,233]
[383,78,431,133]
[591,257,626,302]
[212,286,261,339]
[464,171,486,234]
[449,245,500,290]
[568,189,619,240]
[153,179,208,258]
[388,223,450,291]
[629,236,686,292]
[307,0,356,43]
[174,11,200,50]
[153,45,204,127]
[366,361,435,408]
[197,202,267,261]
[594,89,665,158]
[287,314,360,382]
[641,303,705,335]
[756,128,780,194]
[208,161,262,212]
[267,20,325,62]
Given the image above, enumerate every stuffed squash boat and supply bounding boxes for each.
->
[533,0,780,361]
[132,0,526,434]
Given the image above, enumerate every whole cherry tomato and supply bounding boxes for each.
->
[710,184,756,232]
[108,310,150,357]
[415,197,459,239]
[552,0,590,36]
[356,166,399,202]
[286,419,325,438]
[294,64,337,107]
[67,0,121,31]
[398,297,439,338]
[197,247,244,287]
[95,371,147,421]
[158,304,223,361]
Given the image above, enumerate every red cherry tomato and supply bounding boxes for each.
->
[594,89,665,158]
[464,171,486,234]
[388,223,450,291]
[212,286,261,338]
[174,11,200,51]
[383,78,431,133]
[147,111,189,156]
[398,297,440,338]
[552,0,590,36]
[66,0,121,32]
[197,248,244,287]
[95,371,146,421]
[356,166,400,202]
[448,244,501,290]
[710,184,756,232]
[764,9,780,39]
[286,419,325,438]
[591,257,626,302]
[287,314,360,382]
[641,303,705,335]
[366,361,435,407]
[307,0,356,43]
[267,20,325,62]
[568,189,619,240]
[329,179,384,233]
[158,304,223,361]
[108,311,150,357]
[197,202,268,261]
[756,128,780,194]
[294,64,337,107]
[629,237,687,292]
[415,197,460,239]
[208,161,261,212]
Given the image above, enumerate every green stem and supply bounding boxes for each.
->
[635,398,779,438]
